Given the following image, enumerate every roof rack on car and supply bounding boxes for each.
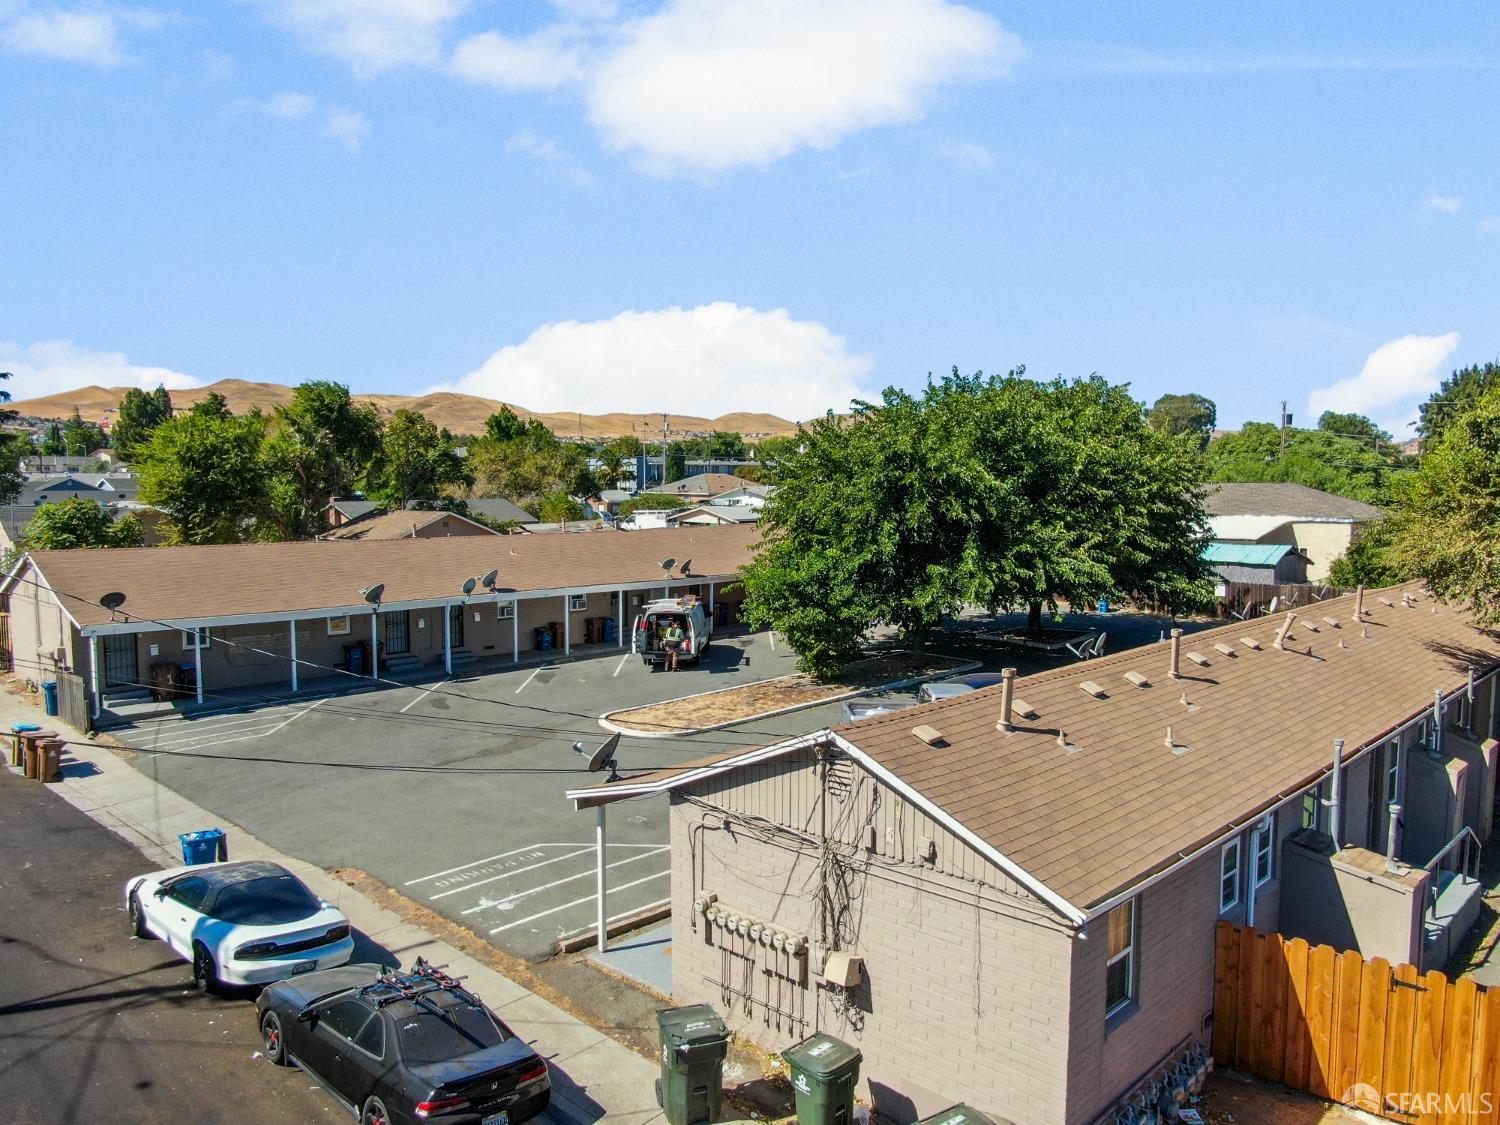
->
[360,957,479,1008]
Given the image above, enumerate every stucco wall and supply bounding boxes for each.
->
[6,564,78,680]
[1289,521,1360,581]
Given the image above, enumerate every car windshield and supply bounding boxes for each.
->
[398,1001,505,1065]
[206,876,322,925]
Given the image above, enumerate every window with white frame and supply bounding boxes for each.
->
[1219,838,1241,913]
[326,615,351,636]
[568,593,588,612]
[1454,694,1472,731]
[1253,819,1274,887]
[496,601,515,621]
[1105,898,1136,1016]
[180,627,211,650]
[1301,783,1323,831]
[1385,740,1400,803]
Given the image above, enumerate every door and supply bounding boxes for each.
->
[383,610,410,655]
[103,634,139,688]
[158,876,211,956]
[301,998,375,1104]
[448,604,465,649]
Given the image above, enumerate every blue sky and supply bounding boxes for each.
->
[2,2,1497,434]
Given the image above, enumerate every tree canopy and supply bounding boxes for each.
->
[61,407,108,456]
[263,381,384,538]
[135,410,269,544]
[22,499,144,549]
[467,409,591,508]
[112,385,174,460]
[1147,393,1217,449]
[1203,421,1407,506]
[536,492,585,523]
[741,369,1213,674]
[365,410,471,510]
[616,492,690,519]
[1317,411,1392,445]
[1327,517,1411,589]
[1417,361,1500,445]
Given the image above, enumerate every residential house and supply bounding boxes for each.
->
[1,524,758,719]
[653,473,760,502]
[569,586,1499,1124]
[319,509,501,541]
[323,498,536,534]
[667,504,761,527]
[634,455,759,489]
[1204,482,1382,581]
[20,453,122,473]
[706,483,773,510]
[588,489,633,519]
[323,498,380,528]
[1202,541,1310,586]
[465,498,537,527]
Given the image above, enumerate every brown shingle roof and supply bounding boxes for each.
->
[583,584,1499,915]
[27,523,760,628]
[320,509,496,540]
[1203,482,1383,520]
[657,473,756,497]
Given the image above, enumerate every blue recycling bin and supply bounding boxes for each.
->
[343,643,364,675]
[179,828,227,865]
[41,680,59,716]
[603,617,618,644]
[534,626,552,651]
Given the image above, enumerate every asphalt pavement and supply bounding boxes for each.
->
[0,765,338,1125]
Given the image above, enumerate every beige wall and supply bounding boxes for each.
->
[6,563,79,681]
[412,517,494,539]
[1290,521,1359,581]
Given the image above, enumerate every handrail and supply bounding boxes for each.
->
[1423,827,1482,915]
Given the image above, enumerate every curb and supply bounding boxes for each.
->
[599,656,982,739]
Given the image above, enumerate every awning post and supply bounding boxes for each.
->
[512,604,520,664]
[443,601,453,675]
[564,595,571,655]
[289,621,299,692]
[371,609,380,679]
[89,635,101,719]
[193,628,204,705]
[596,804,608,953]
[617,588,625,649]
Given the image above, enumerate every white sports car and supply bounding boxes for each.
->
[125,860,355,991]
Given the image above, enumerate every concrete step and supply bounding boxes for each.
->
[447,649,478,674]
[381,654,425,679]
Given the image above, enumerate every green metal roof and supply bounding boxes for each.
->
[1202,541,1300,567]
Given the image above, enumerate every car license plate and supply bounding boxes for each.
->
[482,1114,509,1125]
[291,960,316,974]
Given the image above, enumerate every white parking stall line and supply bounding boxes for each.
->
[487,870,670,935]
[514,665,546,694]
[399,679,447,714]
[459,847,669,915]
[402,841,655,887]
[135,699,326,750]
[612,655,630,678]
[427,847,595,902]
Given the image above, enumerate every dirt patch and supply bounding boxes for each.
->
[1200,1069,1380,1123]
[609,652,969,734]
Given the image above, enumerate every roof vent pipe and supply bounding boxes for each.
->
[1324,738,1345,849]
[1384,803,1402,875]
[1353,585,1365,621]
[1273,611,1297,650]
[1168,628,1182,679]
[996,667,1018,732]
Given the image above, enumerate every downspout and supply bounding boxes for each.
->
[1324,739,1345,848]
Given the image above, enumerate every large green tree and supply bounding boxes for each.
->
[21,499,145,549]
[1147,393,1217,450]
[1390,380,1500,624]
[706,431,746,460]
[61,407,108,456]
[1317,411,1392,446]
[263,381,384,538]
[112,385,174,460]
[665,443,688,483]
[39,421,65,456]
[742,369,1213,674]
[1327,517,1411,588]
[594,438,638,492]
[365,409,471,509]
[136,410,269,544]
[1417,362,1500,445]
[466,410,591,507]
[1203,422,1403,506]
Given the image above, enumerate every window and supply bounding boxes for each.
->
[496,601,515,620]
[206,876,321,926]
[319,999,374,1043]
[568,593,588,612]
[1253,819,1274,887]
[1219,839,1241,913]
[167,876,212,913]
[1301,785,1323,831]
[354,1014,385,1057]
[1385,740,1400,804]
[1454,694,1472,731]
[1105,899,1136,1016]
[326,615,351,637]
[180,627,210,650]
[396,1000,505,1064]
[383,610,411,655]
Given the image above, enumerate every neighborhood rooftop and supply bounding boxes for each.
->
[575,583,1500,918]
[1203,481,1384,520]
[19,522,759,630]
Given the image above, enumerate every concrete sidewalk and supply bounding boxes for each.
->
[1,687,666,1125]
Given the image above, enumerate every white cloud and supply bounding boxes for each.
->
[251,0,466,75]
[3,8,125,65]
[549,0,616,20]
[585,0,1020,174]
[0,340,204,401]
[261,91,317,120]
[322,107,370,151]
[434,303,872,419]
[506,130,596,190]
[937,140,993,169]
[1478,216,1500,234]
[449,28,582,90]
[1422,191,1462,215]
[201,47,235,79]
[1306,332,1460,430]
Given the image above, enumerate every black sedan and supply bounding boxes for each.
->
[255,958,551,1125]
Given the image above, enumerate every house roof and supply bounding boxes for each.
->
[23,522,760,630]
[670,505,760,524]
[709,483,772,501]
[1203,482,1383,521]
[656,473,756,497]
[320,509,499,541]
[465,498,537,525]
[325,499,378,521]
[1201,541,1304,567]
[571,583,1500,920]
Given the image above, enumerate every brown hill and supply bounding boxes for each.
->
[11,379,803,440]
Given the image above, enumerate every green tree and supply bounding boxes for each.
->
[616,493,690,519]
[189,391,231,420]
[21,498,145,549]
[1390,381,1500,624]
[466,416,591,508]
[112,384,175,460]
[665,443,688,483]
[752,434,803,479]
[264,381,384,538]
[594,438,639,491]
[61,407,107,456]
[484,406,531,443]
[1203,422,1399,506]
[1327,518,1410,588]
[39,421,65,456]
[1417,361,1500,445]
[537,492,585,523]
[706,431,746,460]
[742,370,1213,674]
[1147,393,1217,450]
[1317,411,1392,446]
[365,409,471,509]
[136,411,269,544]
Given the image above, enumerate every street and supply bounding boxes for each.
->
[0,765,339,1124]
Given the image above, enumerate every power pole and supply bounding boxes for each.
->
[660,413,670,488]
[1278,400,1289,461]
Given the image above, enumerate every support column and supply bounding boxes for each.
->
[89,635,101,719]
[596,805,608,953]
[512,605,520,665]
[443,601,453,675]
[563,595,571,655]
[617,589,625,649]
[193,628,204,705]
[289,621,299,693]
[371,610,380,680]
[708,582,715,613]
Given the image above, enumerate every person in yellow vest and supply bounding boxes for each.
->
[662,619,686,671]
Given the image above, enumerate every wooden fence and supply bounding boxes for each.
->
[1215,582,1355,621]
[55,671,91,736]
[1213,922,1500,1123]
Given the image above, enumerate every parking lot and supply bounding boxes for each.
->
[109,609,1212,962]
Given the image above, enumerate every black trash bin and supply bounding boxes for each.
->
[782,1033,862,1125]
[918,1106,997,1125]
[655,1004,729,1125]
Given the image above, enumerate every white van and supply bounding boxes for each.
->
[633,596,713,668]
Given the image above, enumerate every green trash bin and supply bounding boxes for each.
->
[655,1004,729,1125]
[918,1105,997,1125]
[782,1033,862,1125]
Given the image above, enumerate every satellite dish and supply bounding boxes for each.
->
[574,733,623,781]
[679,558,692,576]
[99,592,126,611]
[461,577,477,596]
[480,569,499,590]
[660,557,676,573]
[362,583,385,605]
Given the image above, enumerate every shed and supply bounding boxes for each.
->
[1202,540,1310,585]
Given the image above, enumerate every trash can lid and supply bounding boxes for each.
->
[12,723,41,732]
[656,1004,728,1046]
[42,679,56,687]
[180,827,225,842]
[919,1106,997,1125]
[782,1033,862,1079]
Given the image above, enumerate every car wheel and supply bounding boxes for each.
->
[260,1010,288,1066]
[361,1096,391,1125]
[128,891,150,939]
[192,942,221,995]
